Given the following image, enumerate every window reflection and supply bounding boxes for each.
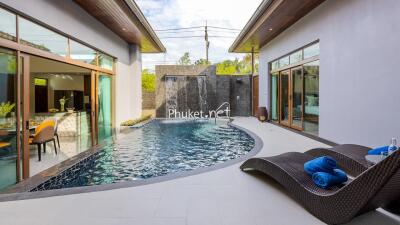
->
[289,50,302,64]
[304,60,319,135]
[0,47,17,190]
[271,60,279,71]
[278,56,289,68]
[304,43,319,59]
[271,73,278,120]
[19,18,68,56]
[70,40,97,65]
[0,8,16,41]
[99,53,113,70]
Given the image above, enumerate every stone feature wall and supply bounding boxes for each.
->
[155,65,251,118]
[142,91,155,109]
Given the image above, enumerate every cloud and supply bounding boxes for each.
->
[136,0,263,70]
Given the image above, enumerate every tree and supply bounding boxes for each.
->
[177,52,192,65]
[194,58,210,65]
[142,69,156,92]
[215,53,259,75]
[216,59,238,75]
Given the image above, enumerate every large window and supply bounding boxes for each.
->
[269,42,319,136]
[19,18,68,56]
[278,56,289,68]
[0,8,16,41]
[98,53,113,70]
[0,7,115,71]
[289,50,302,64]
[70,40,97,65]
[270,41,319,71]
[303,43,319,59]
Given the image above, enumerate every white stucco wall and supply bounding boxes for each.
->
[1,0,143,128]
[259,0,400,147]
[115,45,142,126]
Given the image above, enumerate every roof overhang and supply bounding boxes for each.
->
[229,0,325,53]
[74,0,166,53]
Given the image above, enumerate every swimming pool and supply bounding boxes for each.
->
[32,119,255,191]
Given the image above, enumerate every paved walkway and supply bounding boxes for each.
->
[0,117,399,225]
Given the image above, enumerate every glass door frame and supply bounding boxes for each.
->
[18,53,30,179]
[276,67,304,131]
[278,70,290,127]
[289,66,304,131]
[91,70,97,145]
[94,72,114,144]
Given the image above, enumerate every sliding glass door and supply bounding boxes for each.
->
[279,70,290,126]
[272,61,319,135]
[97,74,113,140]
[270,73,279,120]
[291,67,303,130]
[0,48,18,189]
[303,60,319,135]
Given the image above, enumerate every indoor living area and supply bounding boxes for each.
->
[0,49,115,189]
[0,3,116,189]
[28,55,94,175]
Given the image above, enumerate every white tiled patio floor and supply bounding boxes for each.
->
[29,135,92,176]
[0,117,399,225]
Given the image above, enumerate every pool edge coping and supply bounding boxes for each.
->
[0,121,263,202]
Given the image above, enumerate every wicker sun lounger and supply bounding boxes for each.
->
[240,150,400,224]
[306,144,400,214]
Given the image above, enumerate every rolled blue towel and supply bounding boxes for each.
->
[312,169,348,189]
[368,146,389,155]
[304,156,337,176]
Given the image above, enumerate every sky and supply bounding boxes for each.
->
[135,0,263,71]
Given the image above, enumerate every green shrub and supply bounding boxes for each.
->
[142,69,156,92]
[121,114,152,126]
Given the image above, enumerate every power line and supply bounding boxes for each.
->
[159,35,236,39]
[154,26,203,31]
[153,30,204,34]
[154,29,239,34]
[207,26,241,31]
[155,26,241,32]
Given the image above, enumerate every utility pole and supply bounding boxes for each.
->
[251,47,255,75]
[205,21,210,63]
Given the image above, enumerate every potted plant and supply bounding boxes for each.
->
[59,96,69,112]
[0,101,15,126]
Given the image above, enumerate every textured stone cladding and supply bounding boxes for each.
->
[142,91,156,109]
[155,65,252,118]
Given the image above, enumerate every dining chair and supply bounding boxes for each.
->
[0,142,11,153]
[43,117,60,149]
[29,120,57,161]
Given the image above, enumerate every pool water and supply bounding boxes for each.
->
[34,120,255,190]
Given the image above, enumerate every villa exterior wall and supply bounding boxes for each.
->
[2,0,143,127]
[258,0,400,147]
